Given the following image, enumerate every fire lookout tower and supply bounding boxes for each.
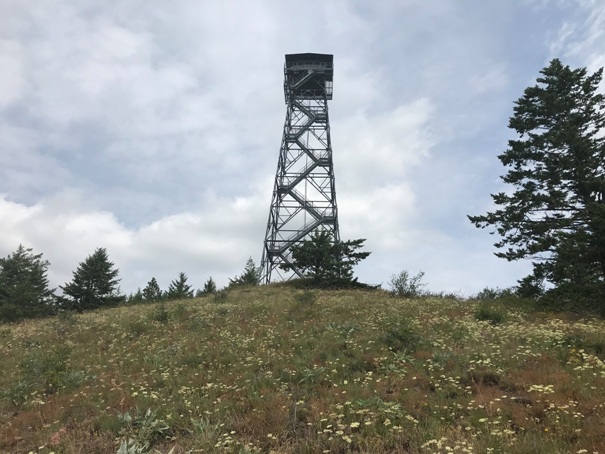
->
[260,53,340,283]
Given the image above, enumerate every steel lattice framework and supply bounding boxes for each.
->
[260,53,340,283]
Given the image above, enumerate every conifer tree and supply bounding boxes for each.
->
[142,277,163,301]
[199,277,217,295]
[280,230,370,287]
[229,258,260,287]
[166,272,194,300]
[59,248,124,312]
[0,244,55,321]
[469,59,605,305]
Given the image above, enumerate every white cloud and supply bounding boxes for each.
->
[0,0,597,298]
[0,191,265,293]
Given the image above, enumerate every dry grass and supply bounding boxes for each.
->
[1,286,604,453]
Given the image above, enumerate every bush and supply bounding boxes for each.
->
[388,270,427,297]
[474,286,514,299]
[149,303,170,324]
[213,289,229,304]
[381,319,423,353]
[294,290,317,306]
[474,303,506,325]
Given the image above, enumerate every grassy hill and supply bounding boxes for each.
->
[1,286,605,453]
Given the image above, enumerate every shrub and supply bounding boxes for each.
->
[213,289,229,303]
[388,270,427,297]
[149,303,170,324]
[474,286,514,299]
[474,303,506,325]
[294,290,317,306]
[381,319,423,353]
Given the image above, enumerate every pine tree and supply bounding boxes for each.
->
[229,258,260,287]
[59,248,124,312]
[469,59,605,305]
[0,245,55,321]
[166,272,194,300]
[142,277,163,301]
[198,277,217,296]
[280,230,370,287]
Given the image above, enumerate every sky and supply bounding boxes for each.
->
[1,0,605,296]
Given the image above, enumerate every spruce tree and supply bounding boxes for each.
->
[0,244,55,321]
[229,258,260,287]
[199,277,217,295]
[166,272,194,300]
[280,230,370,287]
[142,277,163,301]
[59,248,124,312]
[469,59,605,305]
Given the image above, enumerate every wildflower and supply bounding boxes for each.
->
[350,422,360,428]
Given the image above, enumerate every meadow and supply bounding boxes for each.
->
[1,286,604,453]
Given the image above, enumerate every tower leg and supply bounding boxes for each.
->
[261,96,339,283]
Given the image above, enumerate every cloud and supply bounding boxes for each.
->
[0,190,265,293]
[1,0,600,298]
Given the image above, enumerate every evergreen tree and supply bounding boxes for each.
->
[229,258,260,287]
[197,277,217,296]
[127,288,144,305]
[469,59,605,305]
[0,244,55,321]
[142,277,163,301]
[280,230,370,287]
[166,272,194,300]
[59,248,124,312]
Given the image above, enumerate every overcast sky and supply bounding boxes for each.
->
[1,0,604,296]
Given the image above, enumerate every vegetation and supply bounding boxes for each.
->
[0,244,55,322]
[388,269,427,297]
[1,286,605,453]
[59,247,124,312]
[197,277,217,296]
[469,59,605,309]
[142,277,163,302]
[228,257,260,287]
[280,230,370,287]
[166,272,194,300]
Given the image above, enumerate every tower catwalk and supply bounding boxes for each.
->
[260,53,340,283]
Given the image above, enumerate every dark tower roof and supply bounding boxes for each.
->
[284,53,333,102]
[285,53,333,64]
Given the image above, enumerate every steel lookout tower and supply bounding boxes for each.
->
[260,53,340,283]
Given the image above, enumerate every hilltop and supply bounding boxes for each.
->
[1,286,605,453]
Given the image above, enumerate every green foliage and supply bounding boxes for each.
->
[166,272,193,300]
[117,407,170,454]
[474,286,515,300]
[469,59,605,308]
[388,270,427,297]
[142,277,163,302]
[380,318,423,353]
[0,244,55,322]
[229,257,260,287]
[294,289,317,306]
[196,277,217,297]
[149,302,170,324]
[474,303,507,325]
[213,289,229,303]
[280,230,370,287]
[126,288,144,305]
[59,247,124,312]
[3,286,605,452]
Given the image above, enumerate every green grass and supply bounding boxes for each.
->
[1,286,604,453]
